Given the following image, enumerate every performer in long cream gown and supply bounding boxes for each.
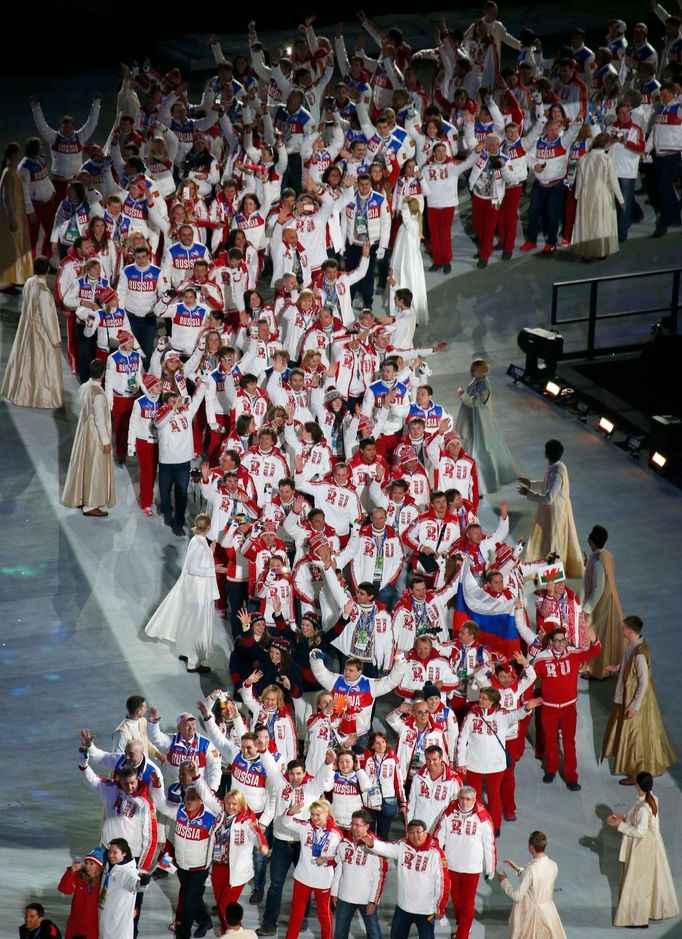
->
[0,143,32,289]
[388,200,428,324]
[1,258,64,408]
[61,358,115,516]
[497,830,567,939]
[570,136,624,260]
[455,358,516,494]
[580,525,624,678]
[518,439,583,579]
[145,513,222,673]
[607,772,679,927]
[601,616,676,781]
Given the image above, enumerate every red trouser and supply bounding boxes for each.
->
[427,205,456,264]
[496,185,523,254]
[64,310,78,375]
[285,879,332,939]
[563,188,577,242]
[450,697,473,729]
[471,194,499,262]
[112,395,136,459]
[206,413,229,466]
[466,769,505,831]
[52,178,69,205]
[541,703,578,781]
[213,542,229,612]
[449,870,480,939]
[136,439,159,510]
[192,399,207,456]
[210,864,244,933]
[501,720,529,815]
[28,197,57,258]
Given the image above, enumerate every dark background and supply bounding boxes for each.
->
[9,2,665,75]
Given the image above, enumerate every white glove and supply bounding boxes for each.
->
[376,248,386,260]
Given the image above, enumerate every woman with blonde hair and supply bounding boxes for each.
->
[388,196,428,324]
[607,771,679,927]
[240,671,298,764]
[282,798,342,939]
[144,513,225,673]
[211,788,269,933]
[456,357,516,494]
[122,230,151,268]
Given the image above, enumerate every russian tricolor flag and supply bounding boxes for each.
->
[452,560,520,658]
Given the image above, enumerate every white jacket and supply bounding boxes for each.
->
[154,385,206,464]
[311,650,406,735]
[201,713,271,815]
[239,683,298,766]
[342,190,391,249]
[330,769,372,828]
[434,802,496,875]
[332,837,389,904]
[422,151,477,208]
[369,836,449,916]
[99,859,139,939]
[406,764,462,832]
[281,815,343,888]
[80,764,156,870]
[349,526,404,591]
[456,705,527,773]
[260,748,334,840]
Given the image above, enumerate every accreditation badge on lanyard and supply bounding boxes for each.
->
[311,826,331,858]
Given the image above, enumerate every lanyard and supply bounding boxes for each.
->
[312,826,331,853]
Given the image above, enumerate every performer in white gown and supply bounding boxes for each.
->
[497,830,567,939]
[145,513,222,673]
[388,200,428,325]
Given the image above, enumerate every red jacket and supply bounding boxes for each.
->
[58,868,100,939]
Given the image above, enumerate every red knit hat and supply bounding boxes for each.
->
[358,415,373,434]
[444,431,461,447]
[117,329,135,344]
[96,286,118,306]
[307,530,330,554]
[142,372,160,392]
[492,543,514,570]
[395,443,418,467]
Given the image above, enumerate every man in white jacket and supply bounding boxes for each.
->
[153,384,206,534]
[360,819,451,939]
[331,809,388,939]
[257,748,335,934]
[343,173,391,307]
[434,786,496,939]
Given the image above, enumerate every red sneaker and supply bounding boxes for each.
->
[503,811,517,822]
[560,238,570,247]
[541,244,556,254]
[520,241,536,252]
[140,506,153,517]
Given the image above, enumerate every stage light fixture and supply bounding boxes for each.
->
[625,436,644,457]
[598,417,615,436]
[545,380,561,397]
[651,451,667,470]
[507,364,526,384]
